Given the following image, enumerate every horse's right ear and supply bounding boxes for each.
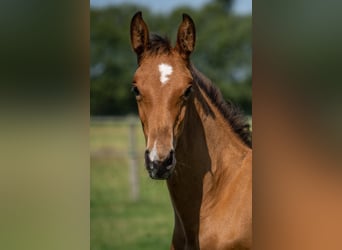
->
[175,13,196,60]
[130,11,150,60]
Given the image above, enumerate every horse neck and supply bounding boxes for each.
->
[167,70,250,214]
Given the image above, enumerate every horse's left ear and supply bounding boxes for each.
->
[175,14,196,59]
[130,11,150,61]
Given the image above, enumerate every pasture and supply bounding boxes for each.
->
[90,117,173,250]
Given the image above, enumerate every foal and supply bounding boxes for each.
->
[130,12,252,250]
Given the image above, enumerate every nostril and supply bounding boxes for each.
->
[145,150,151,164]
[169,150,174,159]
[165,157,172,166]
[145,149,150,156]
[165,150,174,166]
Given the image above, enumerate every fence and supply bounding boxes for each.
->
[90,116,144,201]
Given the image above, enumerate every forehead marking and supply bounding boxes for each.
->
[158,63,173,85]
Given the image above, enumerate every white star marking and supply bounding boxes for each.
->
[158,63,173,85]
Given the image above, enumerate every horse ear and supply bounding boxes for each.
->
[130,11,150,59]
[175,14,196,59]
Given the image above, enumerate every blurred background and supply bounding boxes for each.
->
[90,0,251,249]
[2,1,342,249]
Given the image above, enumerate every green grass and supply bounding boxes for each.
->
[91,118,174,250]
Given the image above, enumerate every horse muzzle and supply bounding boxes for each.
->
[144,149,176,180]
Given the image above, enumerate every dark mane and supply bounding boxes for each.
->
[147,34,172,55]
[191,66,252,148]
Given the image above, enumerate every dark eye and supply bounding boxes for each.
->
[183,85,193,99]
[131,85,140,97]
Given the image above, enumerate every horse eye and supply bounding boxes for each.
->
[183,85,193,99]
[131,85,140,97]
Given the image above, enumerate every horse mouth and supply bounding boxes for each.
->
[145,149,176,180]
[148,164,175,180]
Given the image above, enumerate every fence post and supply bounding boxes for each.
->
[128,117,139,201]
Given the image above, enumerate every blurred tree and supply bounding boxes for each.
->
[214,0,234,12]
[90,2,251,115]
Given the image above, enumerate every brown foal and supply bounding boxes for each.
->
[130,12,252,250]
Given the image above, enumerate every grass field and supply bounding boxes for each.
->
[90,118,174,250]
